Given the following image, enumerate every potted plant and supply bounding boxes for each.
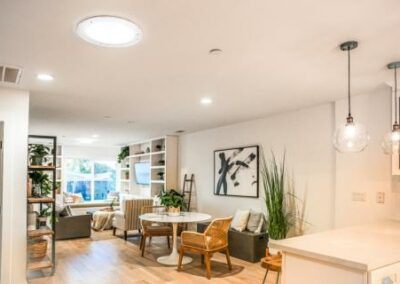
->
[37,206,52,227]
[28,172,52,197]
[261,151,306,244]
[158,189,185,216]
[29,144,50,166]
[118,146,129,164]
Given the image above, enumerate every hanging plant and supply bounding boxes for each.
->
[117,146,129,163]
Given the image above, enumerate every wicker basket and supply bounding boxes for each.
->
[28,237,48,259]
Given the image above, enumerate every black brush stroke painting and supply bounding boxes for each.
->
[214,145,259,198]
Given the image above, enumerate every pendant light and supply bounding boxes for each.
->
[333,41,369,153]
[382,62,400,155]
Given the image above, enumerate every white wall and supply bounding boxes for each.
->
[179,86,394,233]
[63,145,119,161]
[0,87,29,284]
[334,87,392,227]
[179,103,336,233]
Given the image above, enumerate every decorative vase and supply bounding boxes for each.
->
[167,207,180,217]
[27,211,37,230]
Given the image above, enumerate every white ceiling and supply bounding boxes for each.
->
[0,0,399,146]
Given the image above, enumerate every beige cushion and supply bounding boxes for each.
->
[254,214,265,234]
[246,211,263,232]
[231,210,250,232]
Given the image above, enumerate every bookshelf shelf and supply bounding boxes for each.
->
[118,136,177,197]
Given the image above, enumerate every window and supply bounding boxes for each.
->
[65,158,116,202]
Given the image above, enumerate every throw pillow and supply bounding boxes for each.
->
[231,210,250,232]
[246,211,263,232]
[55,205,72,217]
[254,214,265,234]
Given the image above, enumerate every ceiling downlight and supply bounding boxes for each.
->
[76,16,142,48]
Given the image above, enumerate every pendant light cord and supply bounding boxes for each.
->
[347,48,351,118]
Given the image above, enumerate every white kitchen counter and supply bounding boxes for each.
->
[270,221,400,284]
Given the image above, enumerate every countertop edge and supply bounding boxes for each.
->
[269,241,369,271]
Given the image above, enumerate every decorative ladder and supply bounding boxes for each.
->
[178,174,195,235]
[182,174,194,212]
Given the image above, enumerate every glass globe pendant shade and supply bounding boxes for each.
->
[333,118,369,153]
[382,125,400,155]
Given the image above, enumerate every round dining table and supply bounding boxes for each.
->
[139,212,211,266]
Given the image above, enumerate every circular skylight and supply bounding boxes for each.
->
[76,16,142,47]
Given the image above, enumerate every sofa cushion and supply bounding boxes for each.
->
[231,210,250,232]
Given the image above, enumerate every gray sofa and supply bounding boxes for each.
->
[55,214,92,240]
[197,222,268,262]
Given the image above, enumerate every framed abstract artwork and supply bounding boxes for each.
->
[214,145,259,198]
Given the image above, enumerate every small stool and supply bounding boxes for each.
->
[261,248,282,284]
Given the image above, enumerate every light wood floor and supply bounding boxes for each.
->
[28,230,277,284]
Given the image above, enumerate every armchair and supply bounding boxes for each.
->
[178,216,233,279]
[112,197,153,240]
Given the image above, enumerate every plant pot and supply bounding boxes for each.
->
[167,207,180,217]
[37,216,48,227]
[31,156,44,166]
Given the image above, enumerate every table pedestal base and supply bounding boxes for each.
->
[157,251,192,266]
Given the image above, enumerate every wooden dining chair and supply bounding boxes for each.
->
[261,248,282,284]
[178,216,233,279]
[139,205,172,257]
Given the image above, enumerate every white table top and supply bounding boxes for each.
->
[139,212,211,223]
[270,220,400,271]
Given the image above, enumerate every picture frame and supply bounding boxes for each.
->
[214,145,259,198]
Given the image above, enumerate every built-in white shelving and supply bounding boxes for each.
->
[118,136,178,197]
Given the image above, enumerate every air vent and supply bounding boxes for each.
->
[0,65,22,84]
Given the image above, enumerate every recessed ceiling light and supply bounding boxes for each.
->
[37,73,54,81]
[103,116,111,119]
[175,130,185,134]
[200,97,213,105]
[127,120,135,124]
[92,134,99,138]
[76,16,142,47]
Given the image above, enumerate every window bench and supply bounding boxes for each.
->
[68,202,119,216]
